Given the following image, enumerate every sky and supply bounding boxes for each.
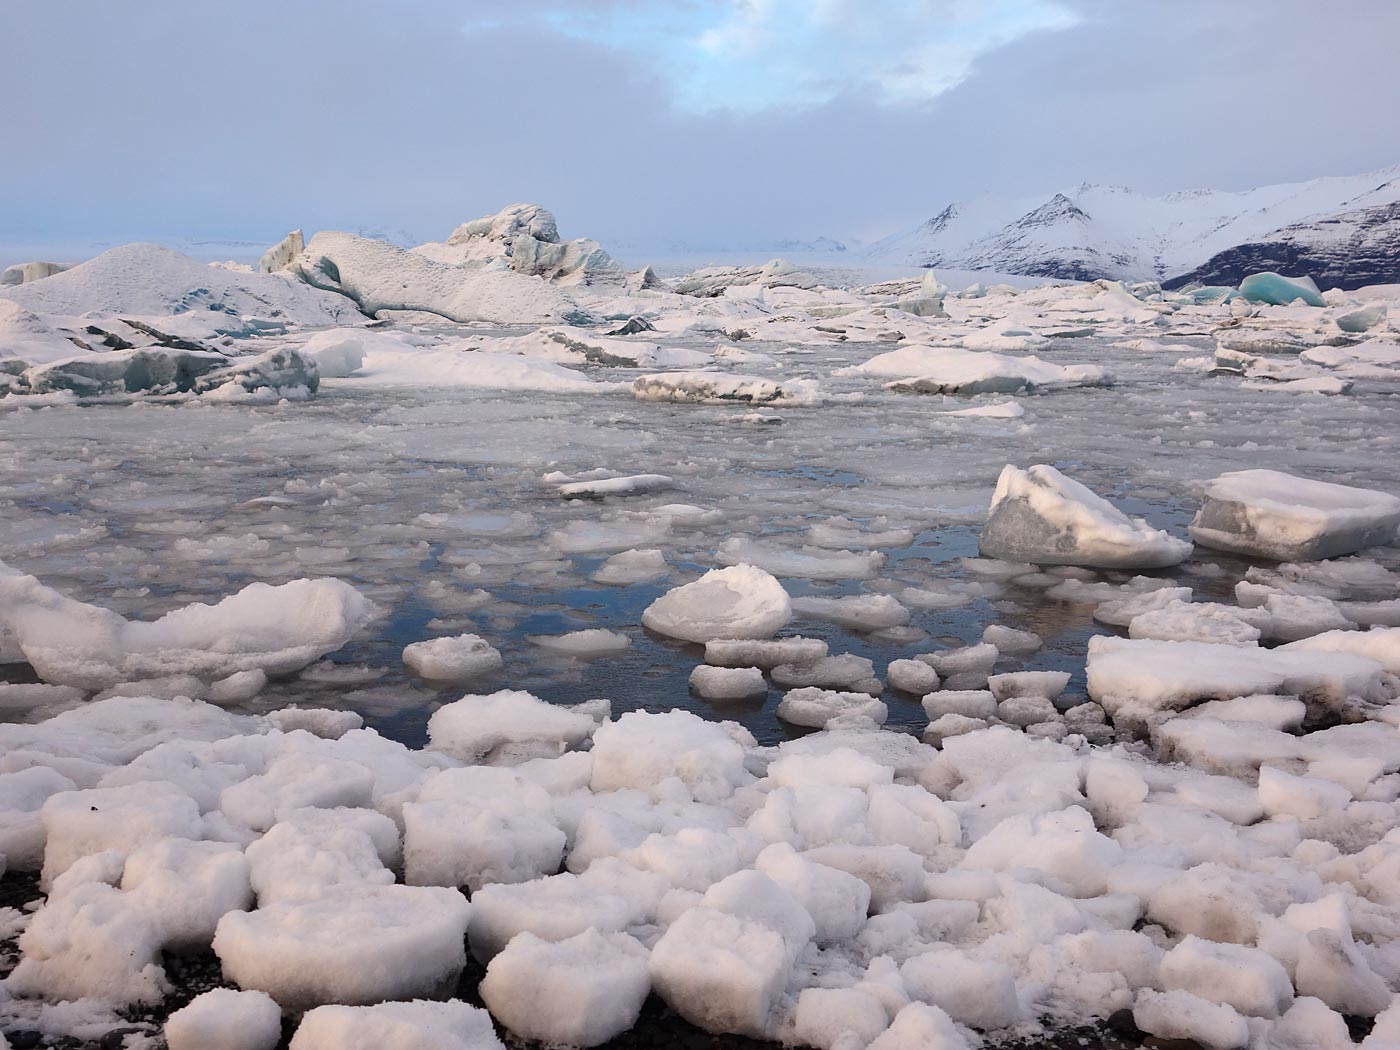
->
[3,0,1400,260]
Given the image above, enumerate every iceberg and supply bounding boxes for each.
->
[979,464,1192,569]
[1189,470,1400,561]
[1237,272,1327,308]
[837,344,1109,394]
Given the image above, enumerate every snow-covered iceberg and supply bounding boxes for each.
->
[980,464,1192,569]
[1189,470,1400,562]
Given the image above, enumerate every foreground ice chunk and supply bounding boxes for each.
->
[427,689,601,764]
[481,929,650,1048]
[1133,989,1248,1049]
[901,949,1021,1029]
[1295,928,1393,1017]
[213,884,471,1010]
[867,1002,969,1050]
[402,634,502,681]
[1160,935,1292,1018]
[0,569,373,691]
[1189,470,1400,561]
[631,370,820,406]
[590,710,752,803]
[642,564,792,643]
[40,782,202,889]
[649,907,791,1037]
[289,1000,504,1050]
[794,987,890,1050]
[165,989,282,1050]
[980,464,1191,569]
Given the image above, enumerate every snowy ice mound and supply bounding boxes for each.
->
[631,370,821,406]
[290,1000,505,1050]
[1189,469,1400,562]
[0,567,374,690]
[980,464,1192,569]
[837,344,1109,394]
[0,243,362,327]
[294,231,586,325]
[642,564,792,642]
[416,202,625,288]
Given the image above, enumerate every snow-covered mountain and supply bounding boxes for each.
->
[865,166,1400,288]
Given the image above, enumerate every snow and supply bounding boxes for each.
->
[213,884,472,1010]
[980,464,1192,568]
[1190,469,1400,562]
[642,564,792,642]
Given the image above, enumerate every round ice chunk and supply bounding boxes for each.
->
[164,988,282,1050]
[777,687,888,729]
[402,634,502,681]
[213,884,471,1010]
[642,564,791,643]
[41,781,202,889]
[427,689,599,764]
[590,709,752,803]
[481,929,650,1048]
[887,659,940,695]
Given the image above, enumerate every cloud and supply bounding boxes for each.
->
[500,0,1081,114]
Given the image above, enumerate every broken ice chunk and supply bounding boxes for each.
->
[689,665,767,700]
[979,464,1191,569]
[1188,470,1400,562]
[776,687,888,728]
[402,634,502,681]
[642,564,792,643]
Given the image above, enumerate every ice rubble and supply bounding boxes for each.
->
[980,464,1193,569]
[1190,470,1400,562]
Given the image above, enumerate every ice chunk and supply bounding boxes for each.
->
[592,548,669,585]
[481,929,649,1048]
[1189,470,1400,562]
[1257,765,1352,820]
[40,782,201,889]
[690,664,768,700]
[777,687,888,728]
[791,594,911,630]
[164,989,282,1050]
[771,654,882,694]
[1129,599,1264,646]
[901,949,1021,1029]
[289,1000,504,1050]
[1237,272,1327,308]
[649,907,790,1037]
[988,670,1069,700]
[591,709,752,802]
[213,884,471,1010]
[982,623,1043,654]
[557,473,675,498]
[719,538,886,581]
[1133,989,1248,1049]
[838,343,1108,394]
[632,370,820,406]
[402,634,502,681]
[245,820,391,904]
[887,658,940,694]
[867,1002,969,1050]
[121,838,253,948]
[427,689,600,764]
[980,464,1191,569]
[1295,928,1393,1017]
[0,766,77,870]
[754,842,871,943]
[0,569,373,690]
[706,636,828,668]
[1283,625,1400,674]
[642,564,791,643]
[527,628,631,658]
[1160,936,1292,1018]
[793,987,890,1050]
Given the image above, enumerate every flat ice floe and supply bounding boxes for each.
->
[836,344,1110,394]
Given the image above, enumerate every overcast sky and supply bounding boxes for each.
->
[4,0,1399,257]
